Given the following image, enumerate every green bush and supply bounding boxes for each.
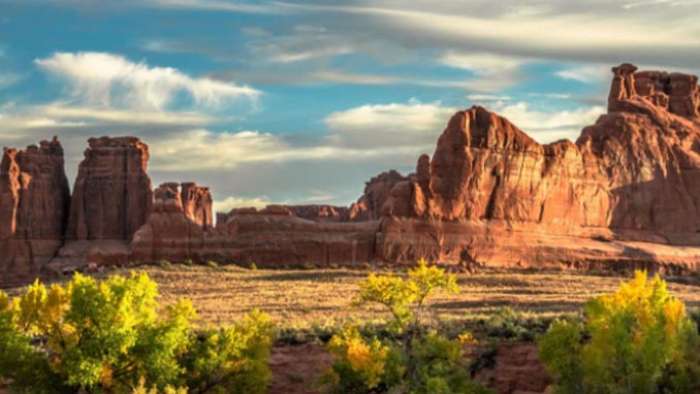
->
[181,310,274,394]
[538,271,700,394]
[206,260,219,269]
[0,272,274,394]
[323,259,491,394]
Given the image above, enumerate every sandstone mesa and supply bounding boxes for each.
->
[2,63,700,286]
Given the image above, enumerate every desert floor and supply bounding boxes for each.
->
[6,265,700,394]
[100,264,700,329]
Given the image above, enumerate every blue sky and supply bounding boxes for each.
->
[1,0,699,212]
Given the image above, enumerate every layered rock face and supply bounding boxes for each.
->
[65,137,153,241]
[0,138,70,285]
[131,182,212,263]
[181,182,213,229]
[134,192,375,265]
[371,64,700,271]
[4,63,700,286]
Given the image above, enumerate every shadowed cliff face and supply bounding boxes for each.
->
[0,138,70,286]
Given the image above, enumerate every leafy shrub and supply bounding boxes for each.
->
[182,310,274,394]
[324,259,491,394]
[538,271,700,394]
[481,307,549,341]
[0,272,274,394]
[206,260,219,269]
[325,326,400,393]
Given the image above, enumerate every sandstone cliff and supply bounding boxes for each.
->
[65,136,153,241]
[131,182,212,263]
[0,138,70,285]
[368,64,700,271]
[3,63,700,286]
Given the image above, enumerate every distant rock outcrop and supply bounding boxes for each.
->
[65,136,153,241]
[130,182,212,263]
[0,138,70,286]
[181,182,213,229]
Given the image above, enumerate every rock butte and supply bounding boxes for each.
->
[3,63,700,286]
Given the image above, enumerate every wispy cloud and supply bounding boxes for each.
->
[324,100,455,149]
[35,52,260,111]
[556,64,610,84]
[489,101,605,142]
[214,195,272,213]
[142,0,285,14]
[0,72,20,89]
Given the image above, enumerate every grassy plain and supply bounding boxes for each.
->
[91,264,700,333]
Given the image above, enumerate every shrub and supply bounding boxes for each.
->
[181,310,274,394]
[324,259,491,393]
[325,326,400,393]
[206,260,219,269]
[0,272,274,394]
[538,271,700,394]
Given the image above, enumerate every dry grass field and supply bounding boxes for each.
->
[82,264,700,331]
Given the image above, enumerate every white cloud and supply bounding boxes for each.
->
[467,94,512,102]
[0,104,212,132]
[440,51,523,73]
[313,70,399,85]
[556,65,610,84]
[622,0,700,9]
[489,101,605,142]
[269,46,355,63]
[214,195,272,213]
[148,127,436,171]
[283,2,700,69]
[35,52,260,111]
[324,100,456,149]
[527,93,573,100]
[439,51,525,92]
[143,0,283,13]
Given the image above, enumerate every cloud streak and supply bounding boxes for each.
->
[36,52,260,111]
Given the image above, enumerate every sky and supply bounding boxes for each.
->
[1,0,700,213]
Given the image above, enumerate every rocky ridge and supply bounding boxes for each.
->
[2,63,700,285]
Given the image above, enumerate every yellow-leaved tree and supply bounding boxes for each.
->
[538,271,700,394]
[323,259,491,394]
[0,272,274,394]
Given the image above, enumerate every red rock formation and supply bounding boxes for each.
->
[125,64,700,273]
[214,209,378,266]
[370,64,700,272]
[132,191,375,265]
[130,182,210,263]
[65,136,153,241]
[7,63,700,283]
[217,204,351,224]
[348,170,409,220]
[0,138,70,286]
[181,182,213,229]
[287,205,350,222]
[475,343,551,394]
